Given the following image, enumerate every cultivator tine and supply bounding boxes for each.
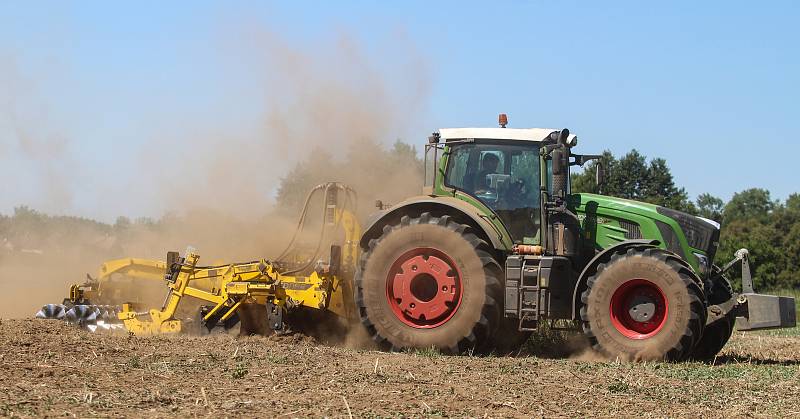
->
[35,304,67,320]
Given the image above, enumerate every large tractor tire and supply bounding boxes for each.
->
[689,269,736,361]
[580,248,707,361]
[355,213,503,354]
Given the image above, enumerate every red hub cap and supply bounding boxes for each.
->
[609,279,668,339]
[386,248,463,328]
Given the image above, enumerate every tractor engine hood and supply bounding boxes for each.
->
[574,193,721,267]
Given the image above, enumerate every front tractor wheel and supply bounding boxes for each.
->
[689,270,736,361]
[580,248,707,361]
[355,213,502,354]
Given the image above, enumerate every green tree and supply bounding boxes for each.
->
[718,190,798,290]
[570,150,614,195]
[777,221,800,288]
[717,219,784,290]
[695,193,724,222]
[723,188,775,224]
[642,158,694,213]
[614,150,649,200]
[572,149,694,212]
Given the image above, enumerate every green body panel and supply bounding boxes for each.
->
[571,193,703,272]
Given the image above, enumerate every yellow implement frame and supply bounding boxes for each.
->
[66,257,220,305]
[55,182,361,336]
[118,207,361,335]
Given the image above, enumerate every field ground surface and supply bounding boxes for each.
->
[1,316,799,418]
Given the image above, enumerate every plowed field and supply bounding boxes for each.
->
[1,319,799,418]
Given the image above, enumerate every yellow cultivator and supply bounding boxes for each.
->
[37,182,361,336]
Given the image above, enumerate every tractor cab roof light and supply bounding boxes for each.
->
[498,113,508,128]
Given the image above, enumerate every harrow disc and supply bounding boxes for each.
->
[94,320,125,331]
[97,305,119,322]
[95,305,125,331]
[35,304,67,320]
[65,305,100,329]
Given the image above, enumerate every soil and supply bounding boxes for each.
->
[1,319,799,418]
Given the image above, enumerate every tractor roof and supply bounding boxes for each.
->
[437,127,576,143]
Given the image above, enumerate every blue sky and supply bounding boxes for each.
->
[0,1,798,221]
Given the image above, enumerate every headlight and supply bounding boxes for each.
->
[693,252,710,277]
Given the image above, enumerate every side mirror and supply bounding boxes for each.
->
[595,163,606,188]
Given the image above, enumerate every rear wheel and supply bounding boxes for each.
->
[355,213,502,353]
[580,248,707,361]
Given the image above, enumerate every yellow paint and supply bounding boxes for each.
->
[115,207,361,335]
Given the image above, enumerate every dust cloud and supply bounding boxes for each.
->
[0,24,431,318]
[138,25,430,222]
[0,53,78,214]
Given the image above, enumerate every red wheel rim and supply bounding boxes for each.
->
[385,247,463,328]
[609,279,668,339]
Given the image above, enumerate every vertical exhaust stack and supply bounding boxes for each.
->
[550,129,570,199]
[544,129,580,258]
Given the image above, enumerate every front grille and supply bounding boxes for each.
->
[619,220,642,240]
[657,207,719,260]
[655,220,686,259]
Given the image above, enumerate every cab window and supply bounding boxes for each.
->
[444,142,542,244]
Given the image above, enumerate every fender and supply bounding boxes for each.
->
[570,239,660,319]
[359,195,510,251]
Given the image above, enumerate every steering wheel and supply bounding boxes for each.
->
[509,178,527,196]
[500,178,528,208]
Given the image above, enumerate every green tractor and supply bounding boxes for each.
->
[355,115,796,361]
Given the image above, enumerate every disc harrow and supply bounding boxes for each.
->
[36,303,125,332]
[33,183,360,337]
[35,303,66,320]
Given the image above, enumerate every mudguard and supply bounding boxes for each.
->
[359,195,510,252]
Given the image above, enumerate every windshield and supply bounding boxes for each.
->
[444,142,542,244]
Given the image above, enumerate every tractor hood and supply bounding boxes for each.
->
[573,193,721,268]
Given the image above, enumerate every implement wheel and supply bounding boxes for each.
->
[580,248,707,361]
[355,213,502,353]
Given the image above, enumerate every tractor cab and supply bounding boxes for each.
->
[426,126,576,246]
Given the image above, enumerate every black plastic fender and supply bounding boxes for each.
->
[570,239,660,319]
[359,195,509,252]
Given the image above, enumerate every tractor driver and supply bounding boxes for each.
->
[473,153,500,194]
